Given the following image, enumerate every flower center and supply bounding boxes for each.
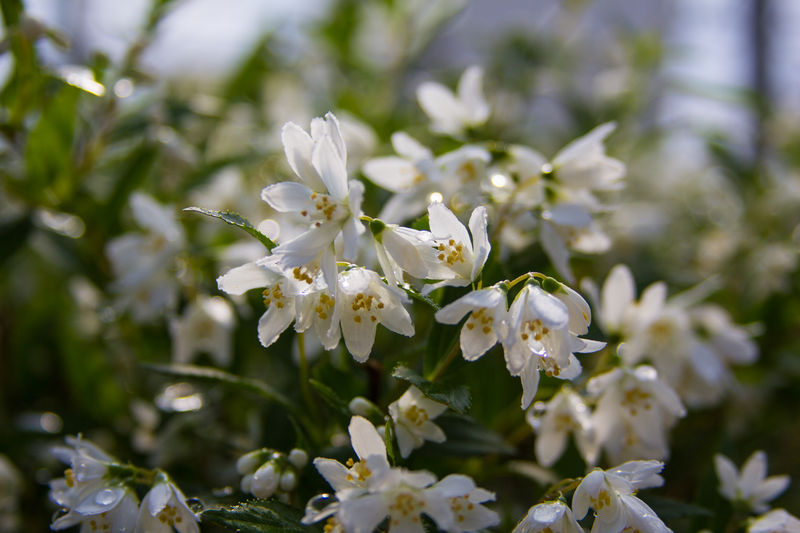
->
[388,491,425,525]
[350,293,384,324]
[157,504,183,526]
[292,267,314,285]
[344,458,372,482]
[620,387,652,416]
[436,239,467,267]
[263,282,287,309]
[521,319,550,343]
[404,405,429,427]
[590,489,612,510]
[450,495,475,524]
[301,192,340,222]
[314,293,335,321]
[465,308,495,335]
[554,413,577,432]
[88,513,112,532]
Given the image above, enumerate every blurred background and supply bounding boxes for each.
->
[1,0,799,531]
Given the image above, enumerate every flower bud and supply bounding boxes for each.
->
[251,463,279,499]
[240,473,253,494]
[236,449,265,475]
[348,397,375,417]
[542,276,562,294]
[279,471,296,492]
[288,449,308,470]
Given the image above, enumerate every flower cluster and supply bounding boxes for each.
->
[237,447,308,500]
[49,436,199,533]
[302,416,500,533]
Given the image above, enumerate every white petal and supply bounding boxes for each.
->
[257,304,296,348]
[552,122,617,167]
[338,495,387,533]
[75,487,124,515]
[544,204,593,228]
[540,221,574,284]
[417,82,464,136]
[261,182,314,213]
[741,451,768,495]
[601,265,635,333]
[573,471,604,519]
[435,288,504,324]
[130,193,181,237]
[431,474,476,498]
[714,454,740,501]
[341,216,361,262]
[754,475,791,503]
[312,135,349,202]
[313,458,353,492]
[381,228,431,279]
[395,424,416,459]
[217,262,276,295]
[528,286,570,328]
[637,282,667,326]
[428,202,472,250]
[362,157,421,193]
[457,65,489,126]
[520,356,541,409]
[392,132,433,161]
[282,122,326,191]
[535,429,567,467]
[272,224,340,268]
[468,206,490,281]
[324,112,347,168]
[341,312,379,362]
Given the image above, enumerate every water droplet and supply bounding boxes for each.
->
[305,494,337,516]
[95,489,118,505]
[52,508,69,522]
[186,498,204,513]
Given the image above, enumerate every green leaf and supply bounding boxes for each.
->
[308,379,351,419]
[202,498,321,533]
[638,495,713,520]
[391,366,470,414]
[25,84,80,202]
[184,207,277,250]
[142,363,301,419]
[417,414,515,457]
[411,213,429,232]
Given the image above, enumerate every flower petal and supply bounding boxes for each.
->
[601,264,635,334]
[312,135,349,202]
[257,303,296,348]
[457,66,489,126]
[282,122,326,191]
[417,82,463,136]
[468,206,490,281]
[362,157,422,193]
[217,262,277,295]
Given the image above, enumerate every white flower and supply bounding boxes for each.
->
[305,417,498,533]
[573,461,669,533]
[49,435,118,515]
[371,222,450,287]
[588,366,686,464]
[714,451,790,513]
[52,485,140,533]
[434,285,508,361]
[237,448,305,499]
[512,500,583,533]
[421,203,490,296]
[332,268,414,362]
[417,66,490,137]
[503,282,604,409]
[528,388,597,467]
[389,387,447,458]
[135,474,199,533]
[106,193,184,323]
[550,122,625,192]
[263,112,365,287]
[169,295,235,367]
[748,509,800,533]
[363,132,438,196]
[540,204,610,285]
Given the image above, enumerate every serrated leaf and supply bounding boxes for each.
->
[391,366,470,414]
[309,379,351,418]
[411,213,430,232]
[202,498,321,533]
[638,495,713,520]
[143,363,301,419]
[184,207,277,250]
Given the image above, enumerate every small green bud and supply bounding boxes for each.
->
[369,219,387,241]
[495,282,509,295]
[525,277,542,288]
[542,276,562,294]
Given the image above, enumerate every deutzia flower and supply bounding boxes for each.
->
[434,285,508,361]
[135,472,199,533]
[332,268,414,362]
[52,485,139,533]
[106,193,185,322]
[549,122,625,192]
[416,66,490,138]
[587,366,686,464]
[370,221,450,287]
[503,280,604,409]
[512,500,583,533]
[421,202,490,296]
[748,509,800,533]
[714,451,790,513]
[169,295,235,367]
[572,461,670,533]
[304,417,499,533]
[527,388,597,467]
[388,387,447,458]
[262,112,365,287]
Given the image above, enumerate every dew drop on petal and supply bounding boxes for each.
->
[95,489,118,505]
[306,494,338,515]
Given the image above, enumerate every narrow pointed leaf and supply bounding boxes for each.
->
[184,207,277,250]
[201,499,322,533]
[391,366,470,414]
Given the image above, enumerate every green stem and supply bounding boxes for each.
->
[297,332,318,421]
[427,341,462,382]
[506,272,534,289]
[539,477,582,503]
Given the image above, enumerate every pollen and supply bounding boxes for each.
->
[263,283,287,309]
[466,308,494,336]
[349,292,380,326]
